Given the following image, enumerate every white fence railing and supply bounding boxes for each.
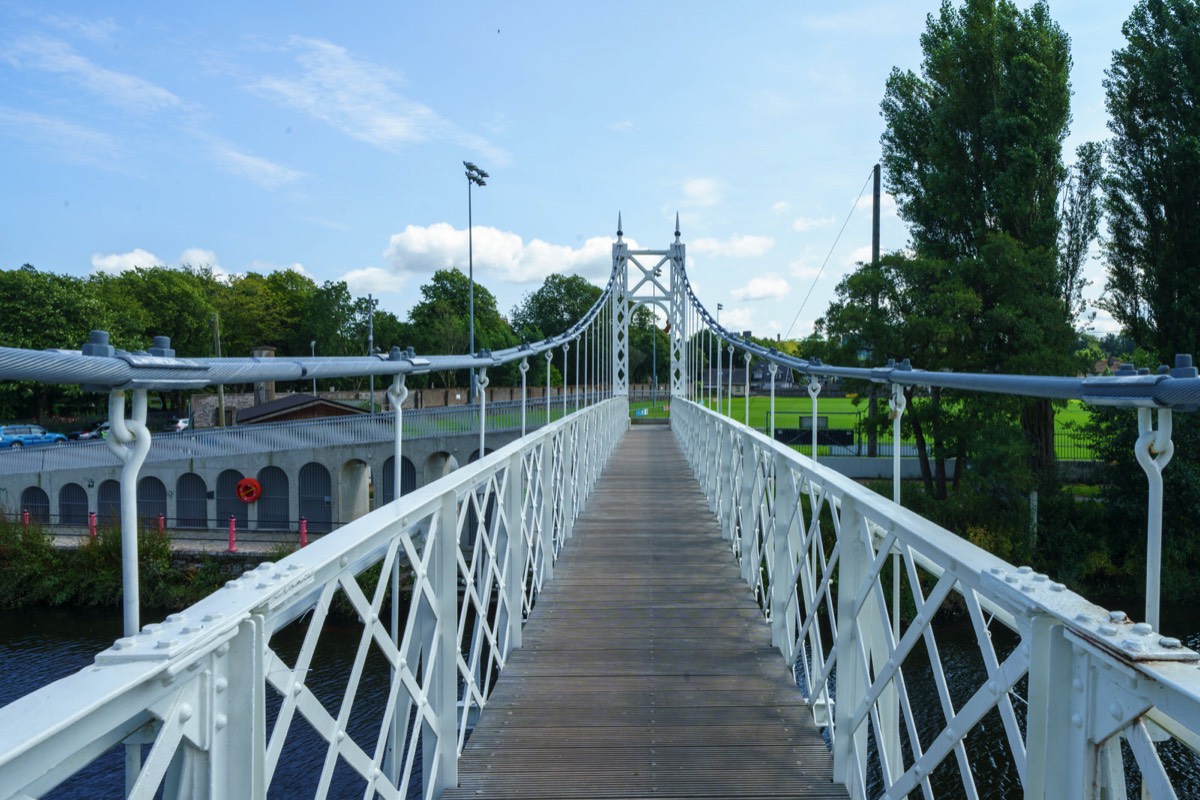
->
[672,398,1200,799]
[0,396,589,478]
[0,397,627,799]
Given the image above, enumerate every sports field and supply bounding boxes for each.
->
[629,393,1095,459]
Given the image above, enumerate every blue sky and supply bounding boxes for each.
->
[0,1,1132,350]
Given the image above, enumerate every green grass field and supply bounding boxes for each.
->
[628,393,1095,459]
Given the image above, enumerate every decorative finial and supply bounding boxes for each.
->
[617,212,623,239]
[674,212,681,241]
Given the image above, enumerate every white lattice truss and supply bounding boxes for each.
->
[673,400,1200,800]
[611,238,688,399]
[0,399,626,800]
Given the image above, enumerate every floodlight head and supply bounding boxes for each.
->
[463,160,477,171]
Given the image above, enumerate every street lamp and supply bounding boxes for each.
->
[652,266,662,396]
[310,340,317,397]
[464,161,488,401]
[715,303,724,414]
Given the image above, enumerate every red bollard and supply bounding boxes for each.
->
[157,513,165,535]
[88,511,97,538]
[227,514,237,552]
[21,509,29,530]
[299,516,308,548]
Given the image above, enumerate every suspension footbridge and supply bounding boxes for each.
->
[1,223,1199,798]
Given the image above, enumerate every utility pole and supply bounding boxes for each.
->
[868,163,881,458]
[213,314,225,428]
[368,293,377,414]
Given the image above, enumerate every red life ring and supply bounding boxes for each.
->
[236,477,262,503]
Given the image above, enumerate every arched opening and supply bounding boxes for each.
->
[381,456,417,504]
[340,459,371,522]
[257,466,289,529]
[423,452,459,486]
[469,448,496,463]
[299,463,332,533]
[176,473,208,528]
[98,480,120,526]
[216,469,247,530]
[137,477,167,527]
[58,483,88,525]
[20,486,49,525]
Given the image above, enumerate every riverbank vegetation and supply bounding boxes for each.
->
[0,521,227,610]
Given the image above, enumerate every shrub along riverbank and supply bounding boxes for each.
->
[0,520,257,610]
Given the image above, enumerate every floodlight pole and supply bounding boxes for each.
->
[464,161,488,402]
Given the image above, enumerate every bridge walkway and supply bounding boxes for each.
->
[443,426,846,799]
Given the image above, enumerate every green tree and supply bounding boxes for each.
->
[818,253,981,496]
[511,274,603,386]
[92,266,217,356]
[1058,143,1104,324]
[303,280,358,358]
[878,0,1079,482]
[1102,0,1200,363]
[209,273,292,358]
[0,266,121,421]
[1088,0,1200,602]
[406,269,517,387]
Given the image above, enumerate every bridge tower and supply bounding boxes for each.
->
[611,215,688,398]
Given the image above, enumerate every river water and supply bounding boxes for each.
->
[0,607,418,799]
[2,601,1198,797]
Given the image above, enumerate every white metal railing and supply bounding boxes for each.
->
[0,397,627,800]
[672,398,1200,799]
[0,396,588,477]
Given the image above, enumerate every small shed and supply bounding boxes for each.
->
[236,394,366,425]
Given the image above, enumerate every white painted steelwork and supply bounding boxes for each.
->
[673,398,1200,799]
[0,398,584,478]
[0,398,627,799]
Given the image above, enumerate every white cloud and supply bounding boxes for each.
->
[247,260,311,278]
[720,306,782,337]
[0,106,120,167]
[41,14,118,43]
[251,37,505,163]
[1086,306,1122,336]
[383,223,617,285]
[732,274,791,302]
[341,266,410,296]
[6,36,182,115]
[846,245,873,265]
[91,247,234,277]
[209,141,303,189]
[792,214,837,232]
[690,234,774,259]
[771,201,791,216]
[681,178,720,207]
[854,191,898,217]
[179,248,220,269]
[91,248,163,274]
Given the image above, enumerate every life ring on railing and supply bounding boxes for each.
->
[236,477,262,503]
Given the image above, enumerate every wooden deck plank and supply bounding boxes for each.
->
[443,426,846,800]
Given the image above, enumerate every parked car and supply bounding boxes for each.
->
[0,425,68,448]
[71,421,110,440]
[163,417,190,433]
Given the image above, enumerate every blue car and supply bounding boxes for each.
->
[0,425,68,448]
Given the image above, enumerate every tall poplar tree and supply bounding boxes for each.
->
[878,0,1077,479]
[1102,0,1200,364]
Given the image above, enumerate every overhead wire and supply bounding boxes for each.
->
[782,167,876,341]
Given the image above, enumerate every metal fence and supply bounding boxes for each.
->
[0,395,589,478]
[0,397,627,799]
[672,398,1200,798]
